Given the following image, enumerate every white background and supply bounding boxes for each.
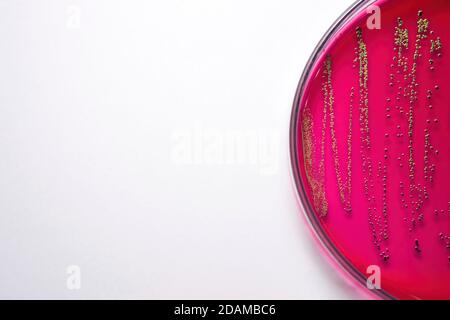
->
[0,0,369,299]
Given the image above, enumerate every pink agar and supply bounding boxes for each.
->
[292,0,450,299]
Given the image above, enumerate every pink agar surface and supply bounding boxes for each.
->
[293,0,450,299]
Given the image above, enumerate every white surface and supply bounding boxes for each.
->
[0,0,367,299]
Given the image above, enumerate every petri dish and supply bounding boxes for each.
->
[290,0,449,300]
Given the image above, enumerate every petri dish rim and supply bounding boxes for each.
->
[289,0,395,300]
